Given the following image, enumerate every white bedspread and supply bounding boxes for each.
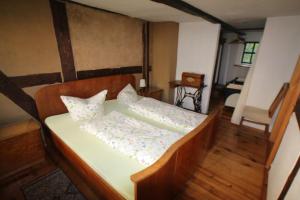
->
[129,97,207,132]
[81,111,182,166]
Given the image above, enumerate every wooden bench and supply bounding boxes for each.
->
[0,119,45,181]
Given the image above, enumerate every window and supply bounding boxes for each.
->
[241,42,259,64]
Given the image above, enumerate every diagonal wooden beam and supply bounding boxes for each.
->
[151,0,244,35]
[49,0,77,82]
[0,71,39,120]
[278,155,300,200]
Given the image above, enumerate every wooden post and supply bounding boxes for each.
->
[143,21,150,87]
[49,0,77,82]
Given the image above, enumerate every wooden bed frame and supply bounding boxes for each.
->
[35,74,220,200]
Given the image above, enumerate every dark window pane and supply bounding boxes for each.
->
[242,53,252,63]
[245,43,254,52]
[254,43,259,53]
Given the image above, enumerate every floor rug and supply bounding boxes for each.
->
[23,169,86,200]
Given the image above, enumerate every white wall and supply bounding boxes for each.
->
[232,15,300,127]
[247,15,300,109]
[267,113,300,200]
[176,21,220,113]
[218,31,263,85]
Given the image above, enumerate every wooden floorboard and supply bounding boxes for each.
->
[0,105,267,200]
[176,108,267,200]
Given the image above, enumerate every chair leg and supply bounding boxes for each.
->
[265,124,270,138]
[240,117,244,126]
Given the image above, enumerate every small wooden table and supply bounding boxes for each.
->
[138,87,163,101]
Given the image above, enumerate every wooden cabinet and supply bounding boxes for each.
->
[138,87,163,101]
[0,119,45,180]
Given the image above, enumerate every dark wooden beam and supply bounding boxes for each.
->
[143,21,150,87]
[9,72,62,88]
[278,155,300,200]
[49,0,77,82]
[151,0,244,35]
[239,27,265,31]
[0,71,39,120]
[77,66,145,80]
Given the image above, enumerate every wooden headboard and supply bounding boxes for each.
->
[35,74,135,121]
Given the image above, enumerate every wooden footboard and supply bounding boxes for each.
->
[131,108,220,200]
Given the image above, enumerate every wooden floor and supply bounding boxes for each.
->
[176,109,267,200]
[0,158,56,200]
[0,108,267,200]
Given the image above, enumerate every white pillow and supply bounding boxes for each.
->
[60,90,107,121]
[117,84,138,105]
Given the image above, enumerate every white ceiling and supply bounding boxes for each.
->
[186,0,300,28]
[72,0,203,22]
[72,0,300,29]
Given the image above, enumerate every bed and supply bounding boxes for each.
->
[224,77,244,108]
[35,74,220,200]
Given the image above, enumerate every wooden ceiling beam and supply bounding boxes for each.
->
[151,0,245,35]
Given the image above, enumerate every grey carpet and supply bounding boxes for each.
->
[23,169,86,200]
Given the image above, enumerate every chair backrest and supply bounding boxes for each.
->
[268,82,289,117]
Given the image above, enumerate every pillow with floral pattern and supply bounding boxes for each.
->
[60,90,107,121]
[117,84,138,105]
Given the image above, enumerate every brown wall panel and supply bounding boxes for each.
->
[0,0,61,76]
[150,22,179,103]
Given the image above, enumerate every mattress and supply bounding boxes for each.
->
[45,99,185,199]
[226,83,243,90]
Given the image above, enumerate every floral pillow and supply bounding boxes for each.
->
[60,90,107,121]
[117,84,138,105]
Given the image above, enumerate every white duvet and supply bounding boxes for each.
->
[129,97,207,132]
[81,111,182,166]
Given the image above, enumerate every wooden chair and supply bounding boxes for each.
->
[240,82,289,133]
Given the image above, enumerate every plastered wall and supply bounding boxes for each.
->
[218,31,263,85]
[67,3,143,70]
[247,16,300,109]
[150,22,179,103]
[0,0,144,126]
[232,15,300,128]
[176,21,220,113]
[267,113,300,200]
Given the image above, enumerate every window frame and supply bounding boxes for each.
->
[241,41,259,64]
